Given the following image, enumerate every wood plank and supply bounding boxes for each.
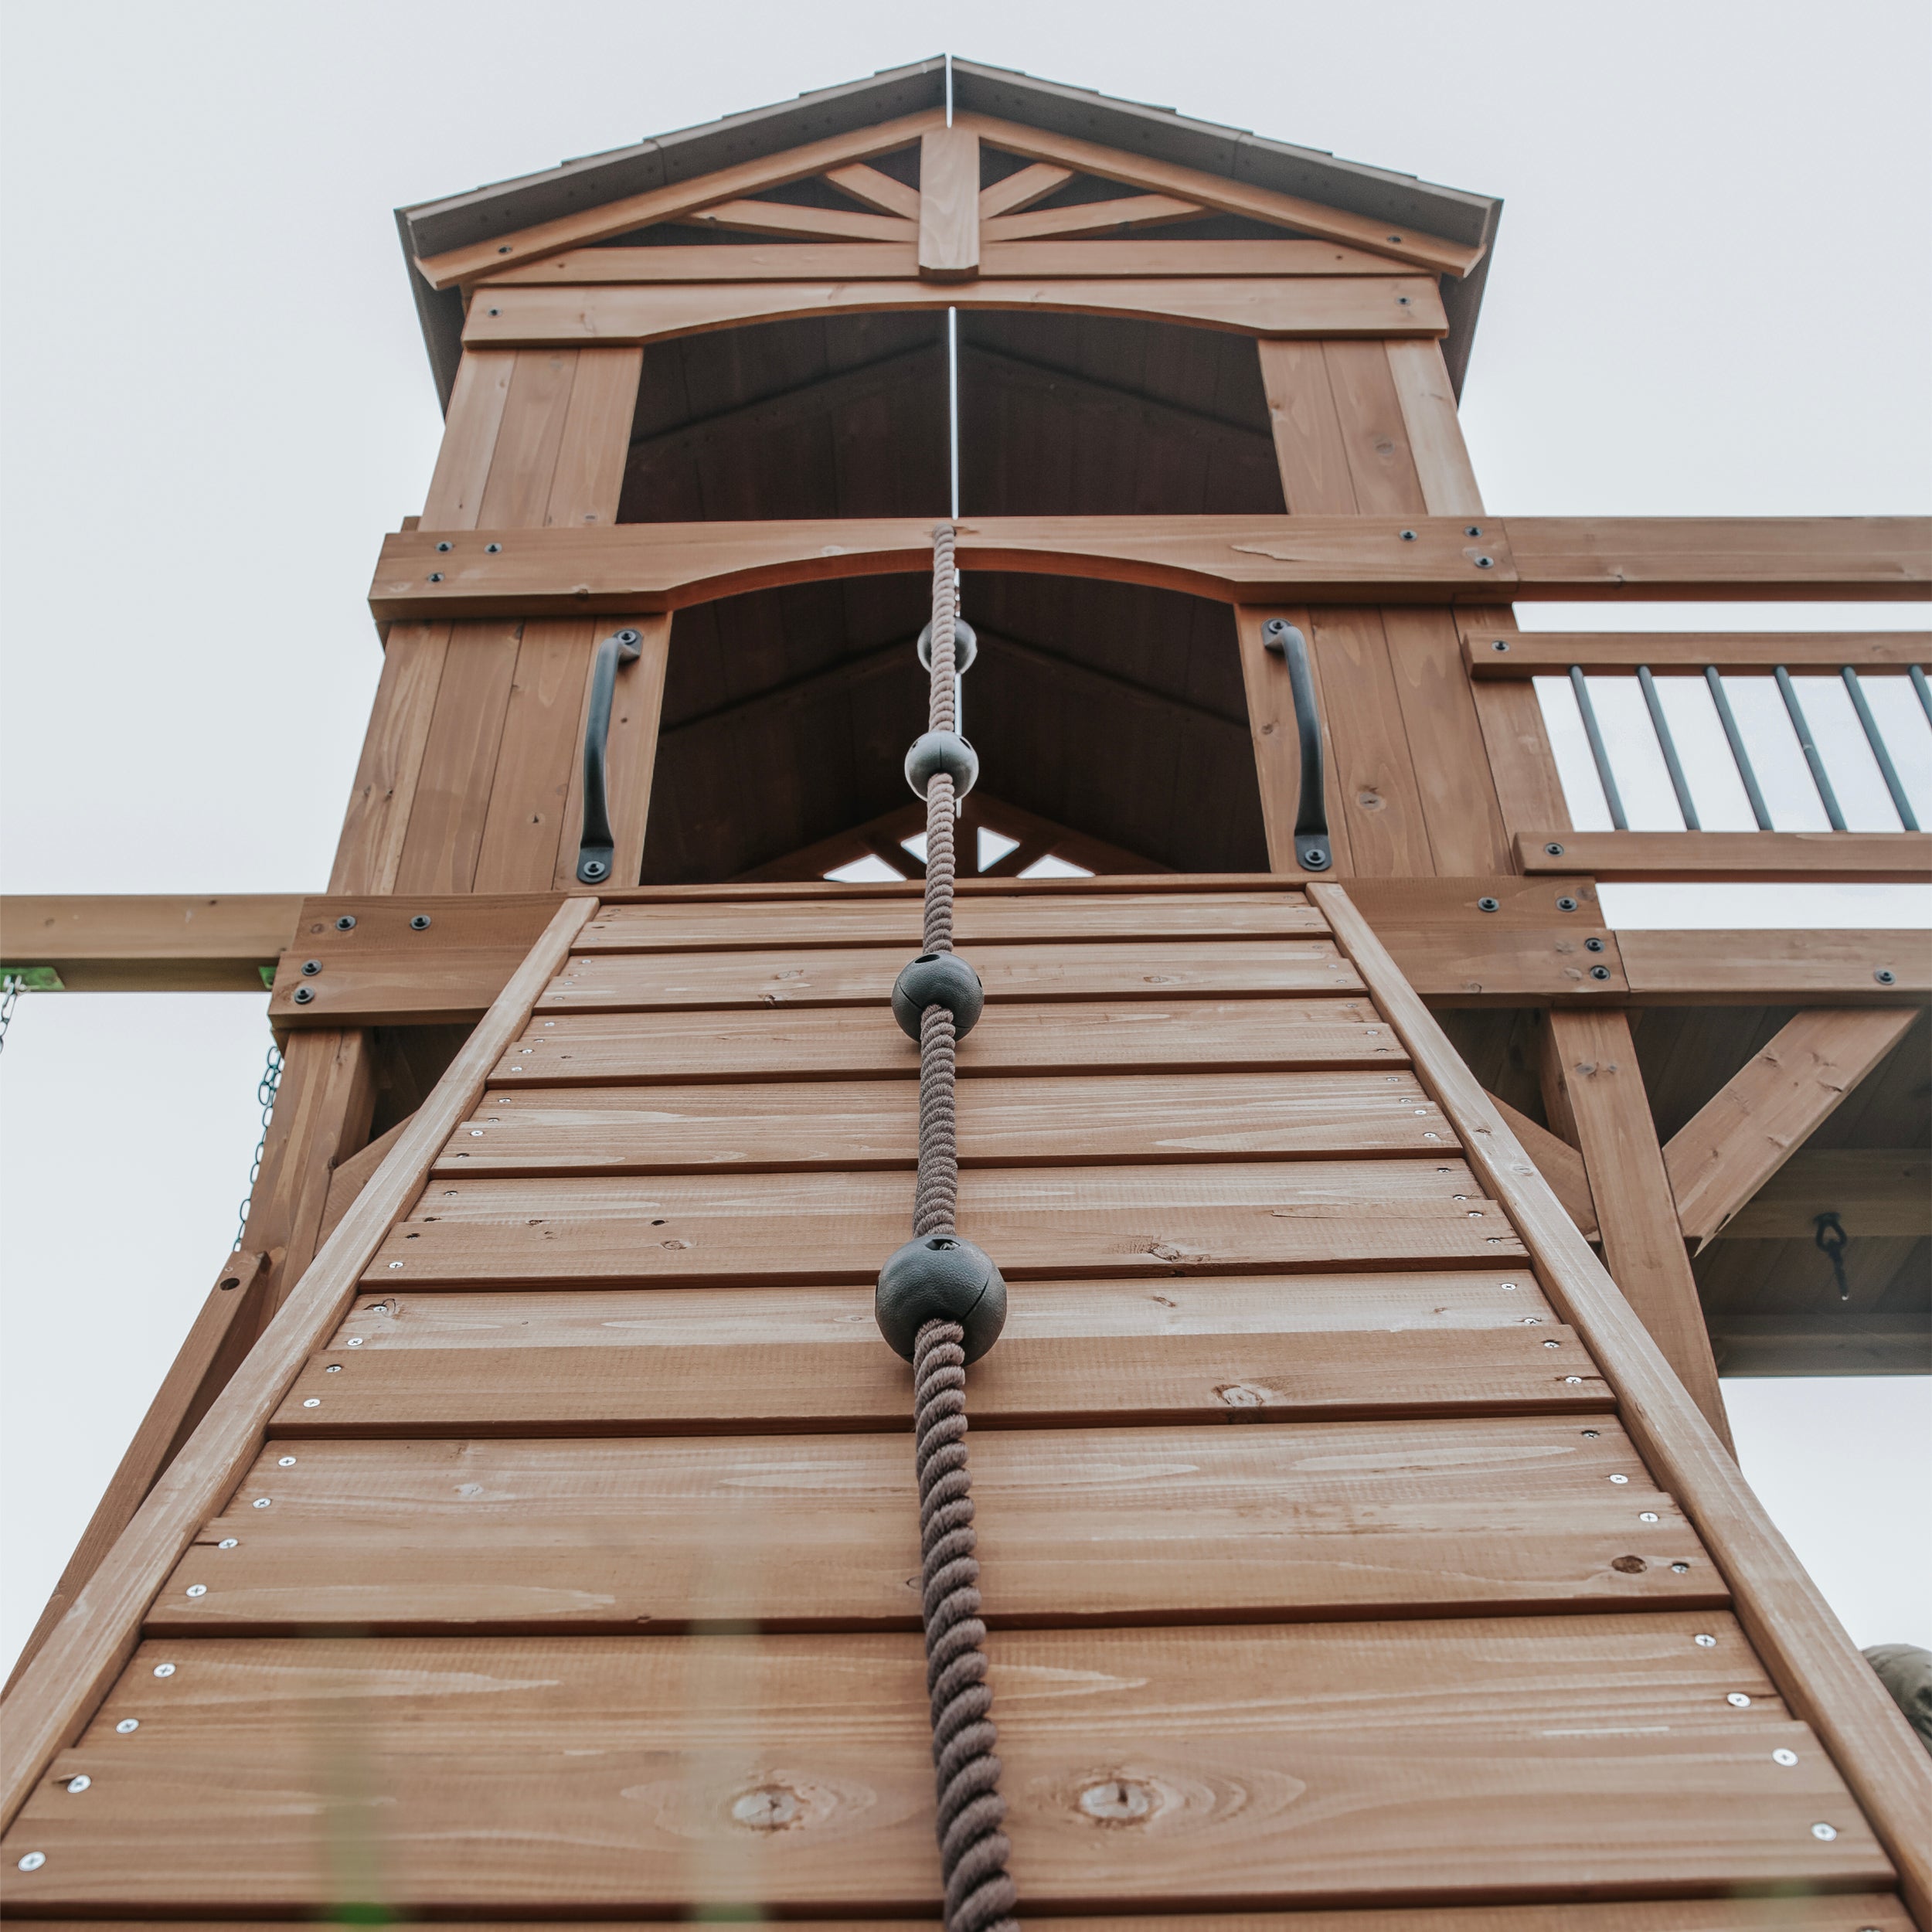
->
[415,109,947,286]
[1486,1090,1599,1241]
[165,1413,1700,1635]
[539,940,1366,1012]
[685,198,917,243]
[541,346,641,527]
[1662,1009,1919,1245]
[434,1070,1458,1175]
[327,622,451,893]
[954,110,1486,278]
[1386,338,1485,516]
[471,620,596,893]
[1255,342,1356,514]
[580,889,1320,951]
[1311,883,1932,1925]
[481,237,1425,281]
[1321,340,1428,517]
[1616,927,1932,1002]
[492,998,1406,1084]
[418,350,514,528]
[366,517,1930,622]
[0,898,598,1835]
[474,349,578,529]
[1467,632,1930,676]
[1520,832,1932,882]
[1719,1148,1929,1240]
[981,192,1205,241]
[7,1618,1886,1910]
[1468,610,1574,843]
[978,161,1075,219]
[821,162,923,219]
[0,895,301,992]
[1538,1009,1731,1445]
[1710,1313,1932,1376]
[917,124,978,279]
[269,1326,1600,1441]
[461,277,1449,348]
[315,1119,410,1251]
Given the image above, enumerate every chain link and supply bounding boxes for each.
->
[0,973,22,1056]
[233,1040,284,1250]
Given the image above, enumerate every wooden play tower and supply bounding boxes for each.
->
[3,55,1928,1927]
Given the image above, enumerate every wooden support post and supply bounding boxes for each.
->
[1484,1088,1598,1240]
[1540,1009,1733,1446]
[917,125,979,281]
[1664,1007,1919,1246]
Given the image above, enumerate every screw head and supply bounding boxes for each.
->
[1640,1511,1660,1522]
[1609,1473,1630,1485]
[66,1774,90,1793]
[1563,1374,1583,1383]
[1399,529,1417,542]
[1585,936,1605,952]
[1545,842,1565,856]
[1811,1822,1837,1841]
[1556,896,1578,911]
[1490,639,1510,651]
[291,985,315,1005]
[427,572,444,583]
[347,1335,364,1346]
[299,959,321,976]
[1590,964,1612,981]
[325,1362,342,1372]
[434,540,452,553]
[1695,1633,1717,1647]
[277,1454,297,1467]
[335,915,356,930]
[1478,896,1500,912]
[17,1852,46,1871]
[581,859,609,879]
[185,1584,206,1597]
[1727,1692,1752,1706]
[253,1497,273,1508]
[1874,968,1896,985]
[1773,1748,1798,1766]
[410,914,432,930]
[117,1717,140,1732]
[1475,556,1495,568]
[1465,526,1483,537]
[153,1662,177,1677]
[303,1396,322,1406]
[1672,1561,1690,1573]
[485,542,502,553]
[219,1538,239,1549]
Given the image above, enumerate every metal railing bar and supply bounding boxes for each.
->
[1568,665,1628,831]
[1774,666,1846,832]
[1637,665,1701,830]
[1703,666,1774,830]
[1841,668,1920,832]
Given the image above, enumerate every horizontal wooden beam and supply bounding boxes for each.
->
[1617,927,1931,1003]
[979,192,1206,241]
[414,110,945,287]
[1718,1147,1929,1240]
[482,237,1424,284]
[461,275,1449,348]
[0,894,304,991]
[1520,832,1932,882]
[682,199,916,244]
[1466,632,1930,677]
[369,516,1930,621]
[1710,1315,1931,1378]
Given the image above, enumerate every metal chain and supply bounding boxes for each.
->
[0,973,23,1056]
[233,1039,284,1250]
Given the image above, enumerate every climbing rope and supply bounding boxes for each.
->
[875,525,1017,1932]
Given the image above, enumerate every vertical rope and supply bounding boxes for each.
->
[909,521,1016,1932]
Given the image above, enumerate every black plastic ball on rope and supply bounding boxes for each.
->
[876,1233,1008,1362]
[891,951,983,1041]
[904,729,978,801]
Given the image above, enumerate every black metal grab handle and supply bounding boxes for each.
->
[1261,618,1331,871]
[576,628,642,884]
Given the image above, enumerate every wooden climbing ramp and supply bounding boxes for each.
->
[2,51,1927,1932]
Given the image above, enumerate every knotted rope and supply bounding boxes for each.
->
[905,522,1017,1932]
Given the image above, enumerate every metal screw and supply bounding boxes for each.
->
[277,1454,297,1467]
[219,1538,239,1549]
[1556,896,1578,911]
[470,1128,485,1138]
[1490,639,1510,651]
[435,540,452,553]
[1396,296,1411,306]
[1563,1374,1583,1383]
[1590,964,1611,981]
[1773,1748,1798,1766]
[369,1304,389,1315]
[66,1774,90,1793]
[485,542,502,553]
[253,1497,273,1508]
[17,1853,45,1871]
[581,859,609,879]
[1502,1282,1518,1289]
[335,915,356,931]
[488,306,501,316]
[1581,1427,1599,1436]
[325,1362,342,1372]
[300,959,321,976]
[1609,1473,1629,1484]
[1519,1313,1541,1322]
[1543,1338,1560,1349]
[154,1662,177,1676]
[303,1396,322,1406]
[1545,842,1565,856]
[1478,896,1500,912]
[1640,1511,1660,1522]
[1465,526,1483,537]
[427,572,444,583]
[1695,1633,1716,1647]
[1811,1823,1837,1841]
[1400,530,1417,542]
[347,1335,364,1346]
[292,986,315,1005]
[116,1718,140,1733]
[1585,936,1605,952]
[1728,1692,1751,1706]
[1874,968,1896,985]
[185,1584,206,1597]
[1475,556,1495,568]
[410,914,432,930]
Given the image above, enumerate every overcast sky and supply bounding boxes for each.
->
[2,0,1927,1672]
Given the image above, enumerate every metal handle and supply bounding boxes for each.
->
[576,628,642,884]
[1261,619,1331,871]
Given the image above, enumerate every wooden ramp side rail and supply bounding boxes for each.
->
[0,896,600,1834]
[1311,884,1932,1925]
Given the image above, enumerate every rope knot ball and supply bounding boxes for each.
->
[876,1234,1008,1362]
[892,952,985,1041]
[906,730,980,801]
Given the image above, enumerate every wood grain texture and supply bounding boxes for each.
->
[1662,1009,1918,1245]
[1539,1009,1731,1446]
[687,199,918,243]
[1487,1091,1598,1241]
[1720,1148,1929,1240]
[420,350,515,527]
[474,350,579,529]
[472,620,597,893]
[1311,883,1932,1925]
[1386,338,1485,516]
[543,346,641,527]
[579,889,1320,951]
[823,162,923,219]
[434,1070,1458,1174]
[1520,832,1932,882]
[6,1617,1885,1910]
[161,1415,1701,1635]
[1467,632,1929,676]
[981,192,1206,242]
[540,940,1366,1012]
[1321,341,1428,517]
[327,622,451,893]
[0,894,301,992]
[917,124,979,278]
[1616,927,1932,1002]
[1255,342,1357,514]
[492,998,1406,1084]
[461,277,1449,349]
[0,898,597,1835]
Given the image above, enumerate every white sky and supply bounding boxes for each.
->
[2,0,1927,1671]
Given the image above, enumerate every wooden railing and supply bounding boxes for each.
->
[1466,632,1932,879]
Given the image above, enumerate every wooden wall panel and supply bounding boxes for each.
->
[328,622,451,893]
[419,349,515,530]
[473,621,596,893]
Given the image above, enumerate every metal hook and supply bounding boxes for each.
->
[1812,1212,1850,1302]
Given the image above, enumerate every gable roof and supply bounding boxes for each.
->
[396,56,1502,407]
